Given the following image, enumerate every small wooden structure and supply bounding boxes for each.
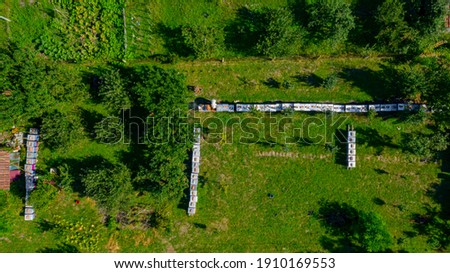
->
[0,151,10,190]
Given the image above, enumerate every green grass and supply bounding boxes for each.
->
[172,57,385,102]
[159,112,440,252]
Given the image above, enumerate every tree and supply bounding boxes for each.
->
[382,63,430,100]
[98,68,131,114]
[82,164,133,211]
[318,201,393,252]
[230,7,302,57]
[403,133,448,159]
[255,7,302,57]
[131,66,190,197]
[356,211,393,252]
[405,0,448,37]
[374,0,419,54]
[182,24,225,58]
[41,109,84,148]
[0,44,88,128]
[306,0,355,48]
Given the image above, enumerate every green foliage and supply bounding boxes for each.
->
[425,216,450,250]
[56,163,76,191]
[403,133,448,159]
[9,1,51,49]
[94,116,124,144]
[403,107,428,124]
[0,45,88,128]
[374,0,419,54]
[322,73,338,90]
[355,211,393,252]
[382,63,429,100]
[41,109,84,148]
[405,0,448,37]
[48,216,101,252]
[98,68,131,113]
[306,0,355,48]
[28,183,58,210]
[367,109,377,120]
[82,163,133,211]
[255,7,302,57]
[0,192,11,235]
[318,201,393,252]
[231,7,302,57]
[132,66,189,197]
[182,24,225,58]
[38,0,124,61]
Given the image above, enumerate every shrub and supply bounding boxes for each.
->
[403,132,448,159]
[28,183,58,210]
[82,164,133,211]
[382,63,429,100]
[322,73,338,90]
[41,109,84,148]
[306,0,355,48]
[182,24,225,58]
[98,68,131,114]
[255,7,302,57]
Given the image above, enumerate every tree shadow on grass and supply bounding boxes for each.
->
[357,127,397,152]
[334,128,348,167]
[9,176,26,200]
[411,151,450,250]
[338,67,390,101]
[316,201,364,252]
[79,108,106,138]
[156,23,191,57]
[293,73,323,87]
[224,7,262,56]
[37,243,79,253]
[319,235,358,253]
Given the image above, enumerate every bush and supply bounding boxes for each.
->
[306,0,355,48]
[41,109,84,148]
[355,211,393,252]
[0,45,88,128]
[382,63,430,100]
[403,132,448,159]
[82,164,133,211]
[375,0,419,54]
[98,68,131,114]
[182,24,225,58]
[318,201,393,252]
[28,183,58,210]
[230,7,302,57]
[94,117,124,144]
[255,7,302,57]
[322,73,338,90]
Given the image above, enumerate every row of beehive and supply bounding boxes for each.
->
[348,129,356,169]
[188,127,201,216]
[199,102,425,113]
[24,128,39,221]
